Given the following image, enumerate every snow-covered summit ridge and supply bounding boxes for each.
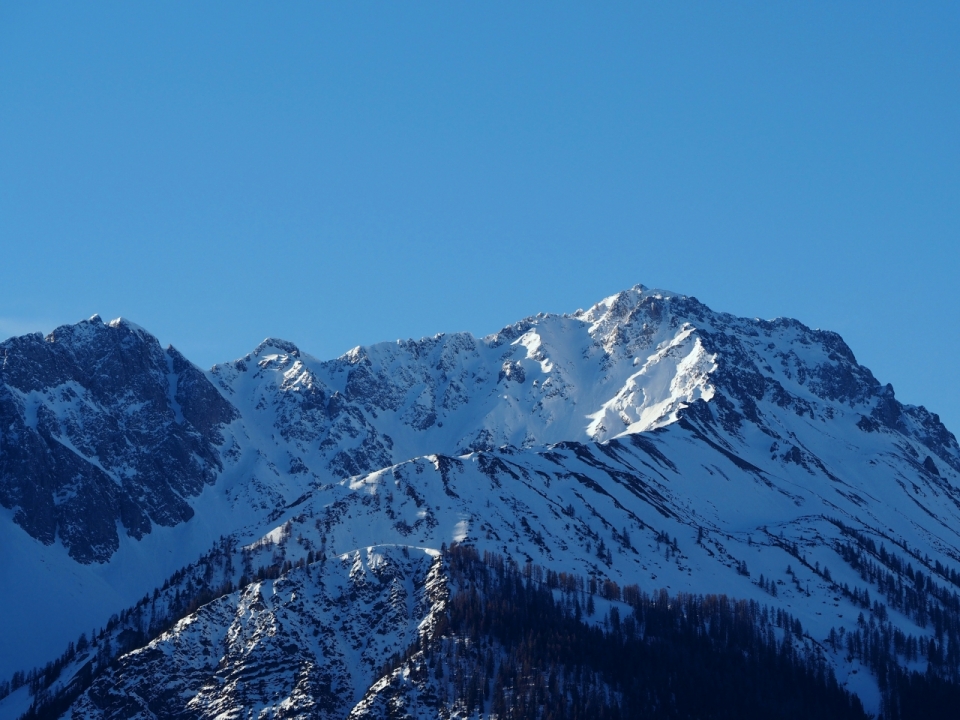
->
[3,285,956,571]
[212,283,958,489]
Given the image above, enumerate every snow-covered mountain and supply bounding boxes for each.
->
[1,285,959,718]
[0,315,236,563]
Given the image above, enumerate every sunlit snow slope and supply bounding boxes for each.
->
[1,285,959,717]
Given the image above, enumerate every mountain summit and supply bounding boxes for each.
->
[1,285,959,717]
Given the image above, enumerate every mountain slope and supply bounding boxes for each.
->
[67,546,445,720]
[0,315,237,563]
[1,285,959,717]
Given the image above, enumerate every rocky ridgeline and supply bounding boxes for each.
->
[0,316,236,562]
[2,286,960,718]
[68,546,445,720]
[214,285,960,499]
[3,288,956,566]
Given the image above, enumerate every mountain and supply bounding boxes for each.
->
[1,285,959,718]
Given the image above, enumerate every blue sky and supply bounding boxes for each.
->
[1,3,958,432]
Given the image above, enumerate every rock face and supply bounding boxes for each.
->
[0,316,237,562]
[69,546,446,720]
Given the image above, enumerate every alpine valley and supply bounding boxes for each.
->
[1,285,959,719]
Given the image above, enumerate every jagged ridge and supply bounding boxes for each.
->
[2,285,960,718]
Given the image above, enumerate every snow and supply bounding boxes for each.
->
[0,686,31,720]
[3,282,960,716]
[107,316,149,335]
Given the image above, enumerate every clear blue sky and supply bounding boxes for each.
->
[1,4,958,432]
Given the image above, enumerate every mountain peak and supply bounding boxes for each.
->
[39,313,160,351]
[576,284,684,320]
[252,337,300,358]
[107,316,150,335]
